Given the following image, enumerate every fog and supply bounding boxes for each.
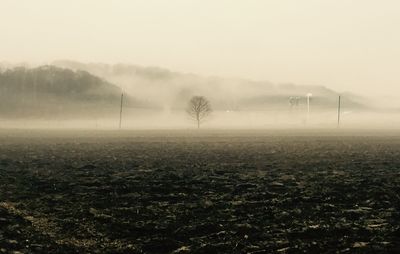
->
[1,60,400,130]
[1,1,400,129]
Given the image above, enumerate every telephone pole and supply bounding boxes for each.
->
[337,95,341,128]
[306,93,312,123]
[119,92,124,129]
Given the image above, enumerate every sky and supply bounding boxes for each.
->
[1,0,399,96]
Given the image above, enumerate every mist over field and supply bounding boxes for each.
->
[0,60,399,129]
[1,0,400,129]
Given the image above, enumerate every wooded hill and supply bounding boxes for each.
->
[53,60,368,111]
[0,62,369,119]
[0,66,144,118]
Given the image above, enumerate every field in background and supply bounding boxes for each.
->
[1,109,400,130]
[0,130,400,253]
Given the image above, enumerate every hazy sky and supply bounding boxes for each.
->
[1,0,399,96]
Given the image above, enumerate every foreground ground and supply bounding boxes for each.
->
[0,129,400,253]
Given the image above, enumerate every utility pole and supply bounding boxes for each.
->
[119,92,124,129]
[337,95,341,128]
[306,93,312,123]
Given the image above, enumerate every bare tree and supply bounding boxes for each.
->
[186,96,212,128]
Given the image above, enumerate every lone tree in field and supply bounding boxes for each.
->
[186,96,212,128]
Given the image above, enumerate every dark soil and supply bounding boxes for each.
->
[0,130,400,253]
